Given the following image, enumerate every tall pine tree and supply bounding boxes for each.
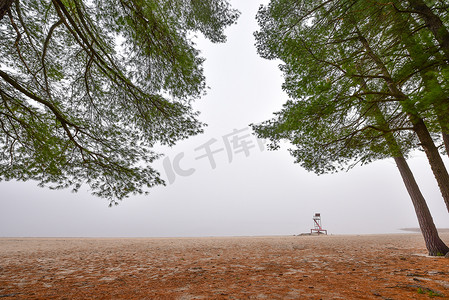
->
[253,0,449,255]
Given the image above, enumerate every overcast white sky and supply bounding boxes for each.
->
[1,0,449,237]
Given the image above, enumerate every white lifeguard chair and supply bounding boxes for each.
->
[311,213,327,235]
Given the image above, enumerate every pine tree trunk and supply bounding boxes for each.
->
[412,118,449,212]
[434,102,449,159]
[394,156,449,256]
[358,87,448,256]
[443,132,449,159]
[0,0,13,21]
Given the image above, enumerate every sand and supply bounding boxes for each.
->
[1,233,448,299]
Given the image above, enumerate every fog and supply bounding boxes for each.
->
[1,1,448,237]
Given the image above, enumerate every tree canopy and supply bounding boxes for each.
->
[0,0,239,204]
[252,1,449,198]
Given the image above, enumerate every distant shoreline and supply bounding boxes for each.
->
[400,228,449,233]
[0,232,438,239]
[2,230,449,239]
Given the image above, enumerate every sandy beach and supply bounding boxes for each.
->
[1,233,448,299]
